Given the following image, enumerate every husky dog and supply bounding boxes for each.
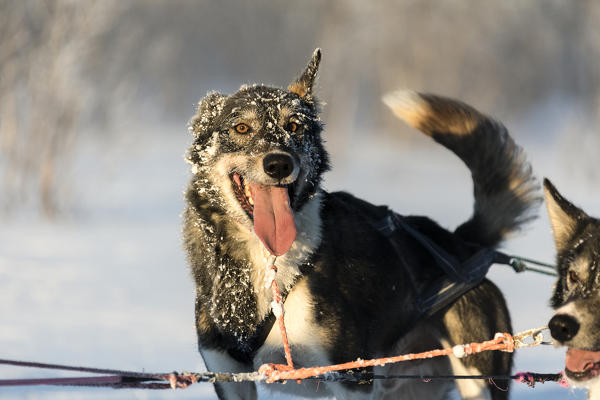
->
[545,180,600,398]
[183,49,539,399]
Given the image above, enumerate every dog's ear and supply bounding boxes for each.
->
[189,91,227,140]
[543,178,588,252]
[287,48,321,100]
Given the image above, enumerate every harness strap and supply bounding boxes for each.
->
[375,211,512,320]
[391,213,496,283]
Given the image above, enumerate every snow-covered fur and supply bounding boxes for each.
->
[182,49,539,399]
[545,180,600,399]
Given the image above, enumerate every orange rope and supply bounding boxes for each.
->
[267,257,294,370]
[258,333,515,382]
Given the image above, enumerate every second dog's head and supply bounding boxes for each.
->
[186,49,329,256]
[544,179,600,387]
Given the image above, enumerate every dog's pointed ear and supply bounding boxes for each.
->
[544,178,587,252]
[189,91,227,139]
[287,48,321,99]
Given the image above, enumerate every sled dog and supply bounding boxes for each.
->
[183,49,539,399]
[546,179,600,398]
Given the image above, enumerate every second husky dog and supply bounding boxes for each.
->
[183,49,539,399]
[545,179,600,398]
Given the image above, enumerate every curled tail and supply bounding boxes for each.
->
[383,90,540,247]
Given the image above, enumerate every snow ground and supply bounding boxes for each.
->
[1,115,597,399]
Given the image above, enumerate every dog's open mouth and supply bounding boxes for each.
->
[231,173,297,256]
[565,348,600,381]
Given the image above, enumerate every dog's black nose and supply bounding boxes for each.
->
[549,314,580,342]
[263,153,294,180]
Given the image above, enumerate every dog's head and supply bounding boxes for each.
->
[186,49,329,256]
[544,179,600,386]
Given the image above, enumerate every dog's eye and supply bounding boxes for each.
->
[234,123,251,134]
[286,122,299,133]
[569,270,580,284]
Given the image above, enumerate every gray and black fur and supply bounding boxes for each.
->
[545,179,600,397]
[183,49,539,399]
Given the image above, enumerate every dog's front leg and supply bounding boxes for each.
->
[200,347,257,400]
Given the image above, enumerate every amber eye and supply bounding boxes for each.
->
[287,122,299,132]
[569,270,580,284]
[235,123,251,134]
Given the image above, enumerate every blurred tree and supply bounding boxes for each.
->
[1,0,598,216]
[318,0,600,137]
[0,1,140,216]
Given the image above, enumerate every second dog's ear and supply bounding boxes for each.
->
[287,48,321,100]
[543,178,587,253]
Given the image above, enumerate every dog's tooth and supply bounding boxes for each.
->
[244,183,254,204]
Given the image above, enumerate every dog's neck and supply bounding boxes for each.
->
[228,191,324,320]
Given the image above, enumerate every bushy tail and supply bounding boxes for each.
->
[383,90,540,247]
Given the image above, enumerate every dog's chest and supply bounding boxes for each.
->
[234,194,323,321]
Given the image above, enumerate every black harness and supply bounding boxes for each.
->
[374,210,512,322]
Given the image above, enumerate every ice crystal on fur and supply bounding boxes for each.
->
[209,259,258,340]
[270,301,283,318]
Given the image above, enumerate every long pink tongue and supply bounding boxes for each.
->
[249,183,296,256]
[566,348,600,372]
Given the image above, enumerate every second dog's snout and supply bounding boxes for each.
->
[549,314,580,342]
[263,153,294,180]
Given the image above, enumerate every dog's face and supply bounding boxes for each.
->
[545,179,600,388]
[186,49,329,256]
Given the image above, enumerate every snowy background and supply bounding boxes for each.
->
[1,1,600,399]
